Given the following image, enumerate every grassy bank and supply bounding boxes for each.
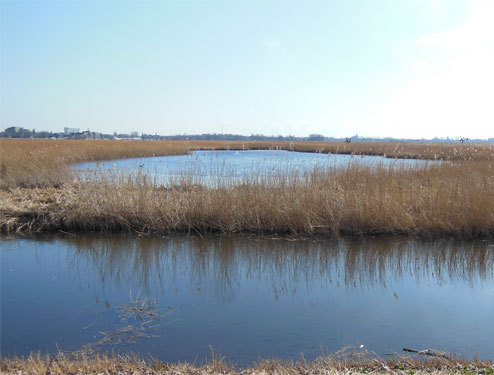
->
[2,352,493,375]
[1,139,494,238]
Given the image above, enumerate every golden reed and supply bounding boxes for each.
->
[2,138,493,188]
[1,139,494,237]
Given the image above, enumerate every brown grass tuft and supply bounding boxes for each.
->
[1,351,492,375]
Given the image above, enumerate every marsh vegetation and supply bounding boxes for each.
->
[2,138,494,187]
[2,139,494,371]
[1,139,494,237]
[2,351,493,375]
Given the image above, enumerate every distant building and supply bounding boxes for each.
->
[64,127,80,135]
[130,131,139,138]
[4,126,22,135]
[3,126,33,138]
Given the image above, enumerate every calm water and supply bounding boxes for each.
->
[74,150,433,185]
[1,236,493,365]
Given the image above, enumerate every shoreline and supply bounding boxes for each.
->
[1,352,493,375]
[2,182,494,239]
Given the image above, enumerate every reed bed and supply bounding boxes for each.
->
[2,138,494,188]
[0,139,191,188]
[55,161,494,237]
[2,160,494,238]
[1,351,493,375]
[1,139,494,237]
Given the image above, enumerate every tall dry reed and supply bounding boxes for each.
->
[2,139,494,237]
[2,139,494,188]
[0,139,192,187]
[3,160,491,238]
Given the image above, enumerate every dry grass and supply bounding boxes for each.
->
[2,138,494,188]
[1,139,494,238]
[1,351,493,375]
[2,160,494,238]
[0,139,193,188]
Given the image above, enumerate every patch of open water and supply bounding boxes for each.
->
[74,150,434,186]
[1,236,493,366]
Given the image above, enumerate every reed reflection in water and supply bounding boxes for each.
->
[66,236,494,294]
[2,236,494,365]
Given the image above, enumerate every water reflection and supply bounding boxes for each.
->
[2,236,494,363]
[65,236,494,296]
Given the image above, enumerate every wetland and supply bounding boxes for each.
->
[1,139,494,373]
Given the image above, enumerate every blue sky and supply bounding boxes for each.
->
[1,0,493,138]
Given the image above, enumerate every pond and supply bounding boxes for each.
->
[74,150,434,186]
[2,236,493,366]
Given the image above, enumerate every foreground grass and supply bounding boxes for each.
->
[2,352,493,375]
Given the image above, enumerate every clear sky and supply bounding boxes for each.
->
[1,0,493,139]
